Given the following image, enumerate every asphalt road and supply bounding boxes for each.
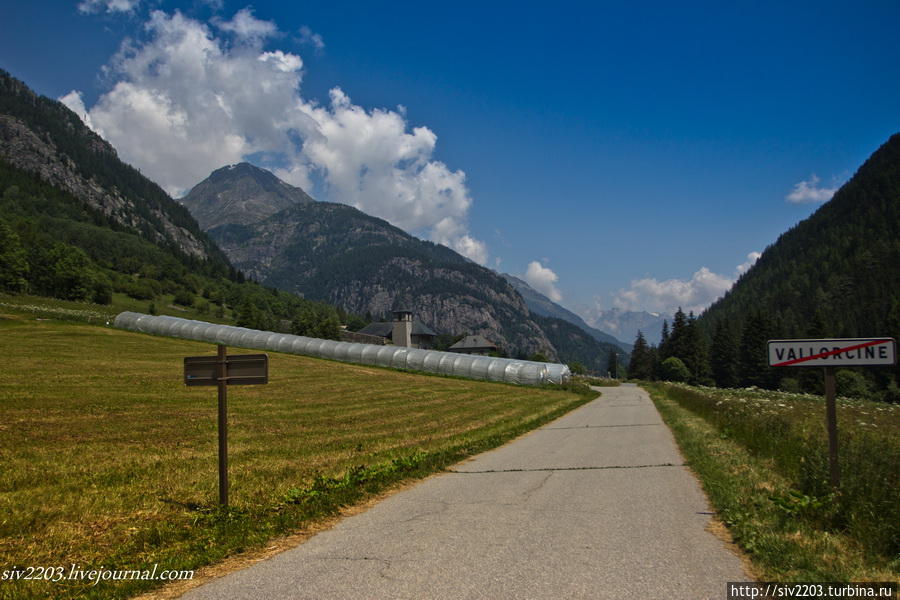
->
[182,384,749,599]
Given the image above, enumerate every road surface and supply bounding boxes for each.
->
[182,384,748,599]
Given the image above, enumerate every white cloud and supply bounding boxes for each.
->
[71,10,294,197]
[299,89,483,262]
[524,261,563,303]
[259,50,303,72]
[609,252,761,316]
[299,25,325,51]
[66,8,488,265]
[786,174,838,204]
[59,90,96,130]
[213,7,278,41]
[78,0,141,14]
[736,251,761,275]
[613,267,732,315]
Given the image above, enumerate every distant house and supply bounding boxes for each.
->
[449,335,499,356]
[356,310,437,349]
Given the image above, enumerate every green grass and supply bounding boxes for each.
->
[645,382,899,582]
[0,292,235,326]
[575,375,621,387]
[0,309,594,599]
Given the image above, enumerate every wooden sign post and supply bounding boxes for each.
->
[768,337,896,489]
[184,345,268,506]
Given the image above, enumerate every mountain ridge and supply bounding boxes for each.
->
[695,132,900,393]
[0,69,224,266]
[0,69,349,338]
[699,132,900,340]
[182,162,560,358]
[181,162,314,230]
[500,273,632,353]
[587,307,667,346]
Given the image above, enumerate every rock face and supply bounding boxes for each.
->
[181,163,313,230]
[183,163,557,358]
[0,70,219,262]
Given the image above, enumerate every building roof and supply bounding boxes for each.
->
[356,320,437,338]
[449,335,498,350]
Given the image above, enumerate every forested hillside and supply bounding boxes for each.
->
[629,134,900,400]
[0,71,345,337]
[0,70,224,265]
[700,133,900,342]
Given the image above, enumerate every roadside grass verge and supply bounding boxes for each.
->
[576,375,621,387]
[644,382,899,582]
[0,311,594,600]
[0,292,235,326]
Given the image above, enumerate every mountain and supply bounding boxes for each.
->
[585,308,667,346]
[181,163,557,358]
[0,70,224,265]
[0,70,343,335]
[501,273,632,352]
[529,313,628,374]
[699,133,900,343]
[181,162,313,230]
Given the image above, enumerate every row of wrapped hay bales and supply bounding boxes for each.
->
[113,312,571,386]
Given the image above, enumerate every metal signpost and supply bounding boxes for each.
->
[767,338,897,489]
[184,345,268,506]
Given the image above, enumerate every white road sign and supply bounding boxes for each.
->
[768,338,897,368]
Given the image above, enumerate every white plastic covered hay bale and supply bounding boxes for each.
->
[112,312,570,386]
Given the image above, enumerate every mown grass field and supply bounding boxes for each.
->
[0,291,234,326]
[0,309,593,599]
[645,382,899,582]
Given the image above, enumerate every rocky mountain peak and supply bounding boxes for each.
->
[0,69,216,262]
[180,162,314,230]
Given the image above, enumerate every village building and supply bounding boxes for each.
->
[355,310,438,349]
[448,334,499,356]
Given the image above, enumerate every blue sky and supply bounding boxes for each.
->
[2,1,899,327]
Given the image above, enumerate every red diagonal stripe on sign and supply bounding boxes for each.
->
[773,339,887,367]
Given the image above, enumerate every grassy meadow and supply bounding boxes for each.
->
[646,382,899,582]
[0,291,235,326]
[0,307,593,599]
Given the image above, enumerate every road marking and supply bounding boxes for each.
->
[449,463,686,474]
[543,424,663,430]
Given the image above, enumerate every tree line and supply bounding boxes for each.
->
[628,135,900,403]
[0,161,367,341]
[627,307,900,403]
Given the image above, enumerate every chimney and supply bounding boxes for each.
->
[392,310,413,348]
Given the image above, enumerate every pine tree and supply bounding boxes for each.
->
[0,220,28,293]
[710,319,740,388]
[667,308,688,360]
[237,300,264,329]
[739,312,777,388]
[659,320,671,359]
[682,311,711,383]
[627,331,654,380]
[647,345,660,380]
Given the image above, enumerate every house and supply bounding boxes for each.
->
[355,310,438,349]
[448,335,499,356]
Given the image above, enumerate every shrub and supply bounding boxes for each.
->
[835,369,872,400]
[779,377,802,393]
[122,279,159,300]
[659,357,691,382]
[173,289,195,307]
